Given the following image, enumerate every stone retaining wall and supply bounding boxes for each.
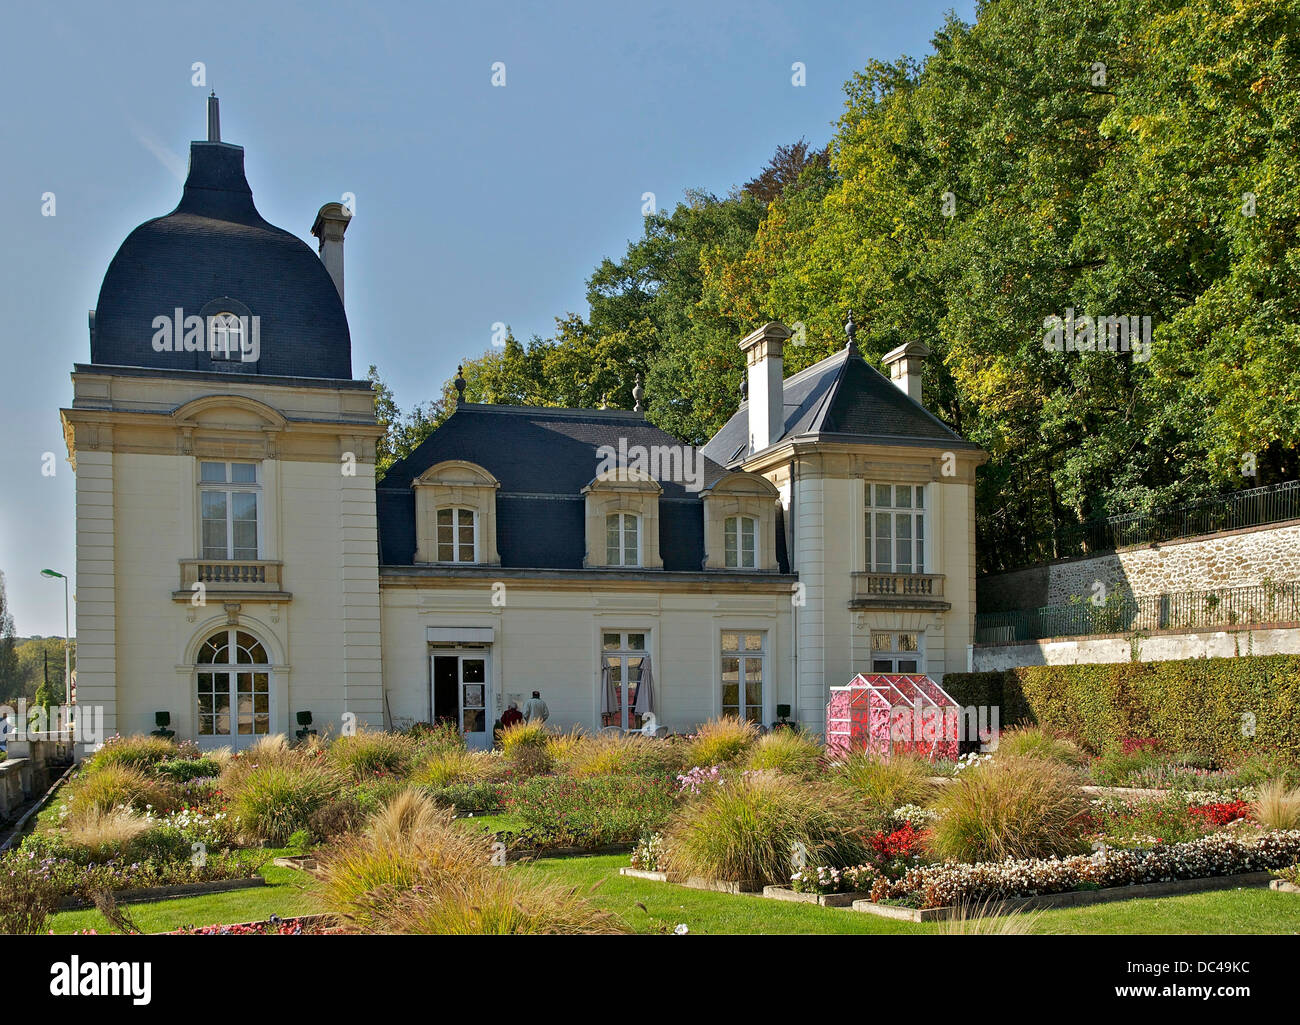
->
[973,624,1300,670]
[978,521,1300,612]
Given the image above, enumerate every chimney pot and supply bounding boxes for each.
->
[311,202,352,304]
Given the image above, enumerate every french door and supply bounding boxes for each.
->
[431,651,490,750]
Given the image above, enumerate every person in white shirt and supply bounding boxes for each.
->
[521,691,549,724]
[0,712,13,756]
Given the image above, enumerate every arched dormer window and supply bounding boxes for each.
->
[412,461,500,566]
[437,506,477,563]
[208,313,244,360]
[702,471,780,571]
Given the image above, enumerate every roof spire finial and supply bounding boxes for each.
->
[844,309,858,354]
[632,372,645,413]
[206,91,221,143]
[454,365,467,403]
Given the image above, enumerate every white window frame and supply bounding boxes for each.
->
[194,627,271,742]
[720,630,766,724]
[605,512,641,567]
[865,483,926,574]
[207,312,244,360]
[869,630,924,674]
[198,460,262,560]
[724,515,757,569]
[601,630,648,730]
[436,506,478,563]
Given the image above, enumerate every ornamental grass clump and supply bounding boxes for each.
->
[61,808,154,861]
[1253,779,1300,831]
[315,789,624,935]
[744,729,823,777]
[685,716,758,766]
[661,772,868,886]
[229,761,344,845]
[84,734,178,772]
[329,729,419,780]
[66,764,173,821]
[995,726,1088,768]
[501,721,554,775]
[836,750,936,815]
[930,755,1090,864]
[411,748,502,788]
[561,731,686,778]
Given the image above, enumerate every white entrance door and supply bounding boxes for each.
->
[431,651,491,750]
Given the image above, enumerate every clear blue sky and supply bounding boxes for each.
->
[0,0,974,637]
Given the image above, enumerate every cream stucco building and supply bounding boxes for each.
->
[61,105,985,752]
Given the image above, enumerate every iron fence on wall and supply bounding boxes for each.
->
[980,480,1300,572]
[975,579,1300,643]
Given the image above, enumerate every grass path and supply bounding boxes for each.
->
[46,852,1300,935]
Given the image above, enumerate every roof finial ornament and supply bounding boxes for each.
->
[206,91,221,143]
[844,309,858,353]
[632,372,645,413]
[454,365,466,403]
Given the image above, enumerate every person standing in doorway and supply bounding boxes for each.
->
[522,691,549,724]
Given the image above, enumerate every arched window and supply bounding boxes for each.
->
[207,313,244,360]
[605,513,640,567]
[195,628,270,740]
[724,515,757,569]
[436,507,477,562]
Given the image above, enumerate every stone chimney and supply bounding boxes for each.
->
[739,322,791,453]
[882,340,930,405]
[311,202,352,303]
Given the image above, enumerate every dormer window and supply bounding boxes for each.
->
[724,515,757,569]
[437,507,477,563]
[208,313,243,360]
[606,513,640,567]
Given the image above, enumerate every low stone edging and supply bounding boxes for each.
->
[850,870,1274,922]
[616,867,762,892]
[1270,879,1300,893]
[762,886,867,908]
[56,876,267,910]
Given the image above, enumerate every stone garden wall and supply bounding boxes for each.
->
[977,520,1300,612]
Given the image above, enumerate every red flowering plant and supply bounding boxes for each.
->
[862,822,932,880]
[1188,800,1251,827]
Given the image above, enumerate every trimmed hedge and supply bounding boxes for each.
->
[943,655,1300,762]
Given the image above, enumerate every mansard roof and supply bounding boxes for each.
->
[377,403,789,573]
[700,345,981,467]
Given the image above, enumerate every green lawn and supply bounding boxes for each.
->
[46,851,1300,935]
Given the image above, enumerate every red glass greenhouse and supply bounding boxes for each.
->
[825,673,962,761]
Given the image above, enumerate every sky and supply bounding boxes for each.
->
[0,0,976,637]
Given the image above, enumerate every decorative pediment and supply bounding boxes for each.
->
[414,460,500,490]
[171,394,288,430]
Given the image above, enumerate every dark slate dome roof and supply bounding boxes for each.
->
[90,139,352,379]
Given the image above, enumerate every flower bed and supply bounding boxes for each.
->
[868,830,1300,909]
[169,914,342,935]
[502,774,676,849]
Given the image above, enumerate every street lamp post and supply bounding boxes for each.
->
[40,569,72,714]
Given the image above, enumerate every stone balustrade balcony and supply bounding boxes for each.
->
[173,559,292,603]
[849,571,950,610]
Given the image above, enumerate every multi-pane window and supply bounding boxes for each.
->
[866,483,925,573]
[436,507,476,562]
[208,313,244,360]
[602,631,647,729]
[195,628,270,738]
[724,515,757,569]
[605,513,640,566]
[721,631,765,724]
[200,461,259,560]
[871,631,921,674]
